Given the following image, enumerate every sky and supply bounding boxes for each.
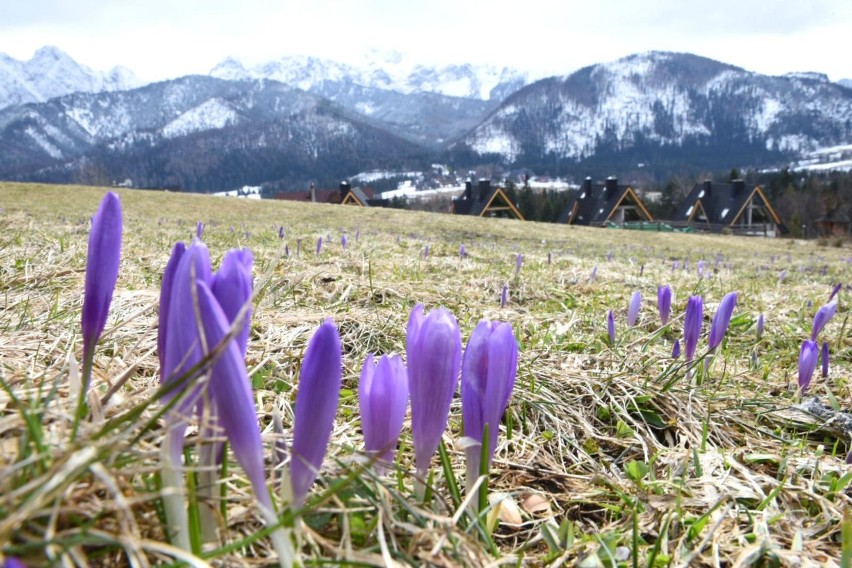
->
[1,0,851,82]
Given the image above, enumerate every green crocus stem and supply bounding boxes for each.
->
[161,429,190,551]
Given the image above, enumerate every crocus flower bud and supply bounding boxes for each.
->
[341,235,348,249]
[196,221,204,238]
[606,310,616,345]
[811,301,837,341]
[683,295,704,361]
[708,291,738,351]
[500,284,509,308]
[459,244,467,258]
[81,192,122,389]
[195,281,273,511]
[829,283,841,301]
[423,244,429,258]
[407,305,462,478]
[798,339,819,393]
[461,320,518,484]
[316,237,323,256]
[821,341,829,378]
[211,248,253,357]
[515,253,523,275]
[278,226,285,239]
[672,339,681,359]
[628,291,641,326]
[290,320,342,508]
[658,285,672,325]
[590,265,598,281]
[158,242,186,372]
[359,354,409,469]
[756,313,765,339]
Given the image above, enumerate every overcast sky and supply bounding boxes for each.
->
[1,0,851,82]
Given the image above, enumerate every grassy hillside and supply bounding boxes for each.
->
[1,182,850,566]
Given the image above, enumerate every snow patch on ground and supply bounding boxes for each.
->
[213,185,262,198]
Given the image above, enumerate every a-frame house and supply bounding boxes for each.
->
[452,180,524,220]
[673,180,786,236]
[557,177,653,226]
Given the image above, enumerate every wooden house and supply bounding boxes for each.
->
[557,177,653,225]
[816,207,850,237]
[452,180,524,220]
[275,182,375,206]
[672,180,785,236]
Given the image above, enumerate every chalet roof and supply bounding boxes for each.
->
[274,184,375,205]
[816,207,851,224]
[452,180,524,220]
[673,180,782,226]
[559,177,652,225]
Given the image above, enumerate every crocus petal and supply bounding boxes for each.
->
[162,240,213,404]
[708,291,738,350]
[290,320,342,508]
[407,305,462,475]
[829,283,841,301]
[811,301,837,341]
[81,192,122,379]
[658,285,672,325]
[798,339,819,393]
[461,320,518,477]
[359,354,409,466]
[158,242,186,373]
[821,341,830,378]
[683,295,704,361]
[211,248,253,357]
[628,291,641,326]
[606,310,615,344]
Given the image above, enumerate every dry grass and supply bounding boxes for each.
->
[1,182,851,567]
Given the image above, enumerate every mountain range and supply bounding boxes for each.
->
[0,47,850,191]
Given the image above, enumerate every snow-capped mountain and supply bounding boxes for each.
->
[0,76,426,190]
[210,51,528,102]
[0,46,139,110]
[457,52,852,171]
[839,78,852,90]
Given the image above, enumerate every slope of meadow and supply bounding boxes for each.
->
[1,183,850,566]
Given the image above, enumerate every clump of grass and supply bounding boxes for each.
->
[1,182,851,566]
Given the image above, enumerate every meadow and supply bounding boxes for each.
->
[1,182,850,567]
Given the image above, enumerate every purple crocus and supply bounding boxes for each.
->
[829,283,842,301]
[756,313,765,339]
[811,301,837,340]
[500,284,509,308]
[708,291,738,351]
[196,221,204,238]
[278,226,285,239]
[590,265,598,281]
[683,295,704,361]
[407,305,462,482]
[515,253,523,275]
[2,557,26,568]
[461,320,518,490]
[628,291,641,326]
[459,244,467,258]
[821,341,830,378]
[290,319,342,508]
[423,244,429,258]
[158,242,186,372]
[194,280,272,512]
[798,339,819,393]
[316,236,323,256]
[81,192,122,390]
[672,339,681,359]
[359,354,409,469]
[606,310,616,344]
[210,249,253,357]
[341,235,348,249]
[658,285,672,325]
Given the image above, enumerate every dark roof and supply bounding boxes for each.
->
[560,177,652,225]
[816,208,851,224]
[452,180,524,220]
[274,184,374,206]
[673,180,782,226]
